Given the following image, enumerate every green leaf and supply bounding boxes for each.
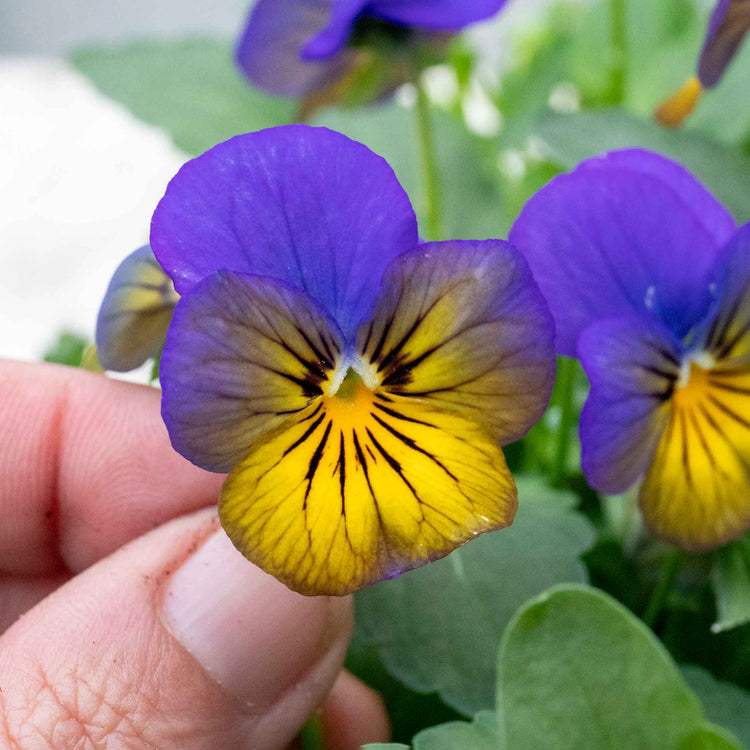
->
[345,639,462,743]
[72,39,295,156]
[497,584,706,750]
[682,666,750,747]
[535,109,750,223]
[362,745,410,750]
[363,712,503,750]
[413,711,502,750]
[711,536,750,633]
[43,331,87,367]
[312,103,507,239]
[677,724,743,750]
[353,476,595,716]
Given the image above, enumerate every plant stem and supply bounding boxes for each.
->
[608,0,627,104]
[299,714,325,750]
[551,357,577,486]
[643,550,681,629]
[414,74,444,241]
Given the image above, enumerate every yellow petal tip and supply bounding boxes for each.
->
[654,77,703,128]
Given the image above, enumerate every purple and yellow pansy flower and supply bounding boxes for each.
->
[96,245,178,372]
[235,0,509,105]
[656,0,750,127]
[150,125,555,595]
[510,148,750,551]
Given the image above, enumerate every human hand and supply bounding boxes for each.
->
[0,360,388,749]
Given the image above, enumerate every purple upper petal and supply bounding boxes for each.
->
[368,0,509,29]
[509,149,736,356]
[151,125,419,340]
[302,0,509,60]
[302,0,369,59]
[236,0,353,97]
[698,0,750,87]
[237,0,509,97]
[578,315,683,493]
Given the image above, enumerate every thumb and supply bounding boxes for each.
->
[0,509,352,749]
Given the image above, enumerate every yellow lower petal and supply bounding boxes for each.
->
[219,378,517,596]
[639,362,750,549]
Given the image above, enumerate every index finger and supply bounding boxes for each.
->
[0,360,223,575]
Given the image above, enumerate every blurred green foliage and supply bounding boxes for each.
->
[42,331,87,366]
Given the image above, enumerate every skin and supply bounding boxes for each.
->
[0,359,389,749]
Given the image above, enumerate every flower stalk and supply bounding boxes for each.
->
[414,72,444,241]
[608,0,628,104]
[643,549,682,628]
[551,357,577,486]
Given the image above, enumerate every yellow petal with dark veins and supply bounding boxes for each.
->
[219,378,516,596]
[640,361,750,549]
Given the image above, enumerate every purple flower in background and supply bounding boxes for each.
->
[698,0,750,87]
[151,124,555,595]
[235,0,509,102]
[656,0,750,127]
[511,149,750,551]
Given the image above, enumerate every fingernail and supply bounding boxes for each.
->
[162,530,349,708]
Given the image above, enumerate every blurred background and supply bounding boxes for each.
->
[0,0,567,364]
[1,0,747,365]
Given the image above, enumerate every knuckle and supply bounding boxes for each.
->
[2,660,156,749]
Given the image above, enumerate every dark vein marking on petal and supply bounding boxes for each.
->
[338,431,346,517]
[304,420,333,505]
[679,409,692,487]
[360,321,374,355]
[710,295,743,353]
[654,346,681,368]
[352,430,385,536]
[688,409,717,470]
[365,427,419,499]
[373,402,435,427]
[368,315,395,365]
[268,368,324,398]
[698,402,750,472]
[371,413,457,481]
[377,317,423,374]
[283,412,326,457]
[275,336,329,381]
[707,377,750,395]
[639,364,679,381]
[717,322,750,360]
[708,392,750,429]
[98,304,174,320]
[294,325,335,370]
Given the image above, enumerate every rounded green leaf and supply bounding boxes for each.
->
[682,666,750,748]
[497,584,705,750]
[414,711,502,750]
[354,477,595,715]
[677,724,743,750]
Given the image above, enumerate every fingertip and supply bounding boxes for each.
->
[320,670,391,749]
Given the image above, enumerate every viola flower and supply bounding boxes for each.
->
[96,245,179,372]
[656,0,750,127]
[235,0,509,107]
[151,125,555,595]
[510,148,750,551]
